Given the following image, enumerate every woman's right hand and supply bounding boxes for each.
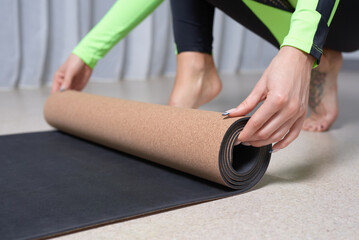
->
[51,53,93,94]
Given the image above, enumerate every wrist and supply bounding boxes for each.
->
[280,46,315,68]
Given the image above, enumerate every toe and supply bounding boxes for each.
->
[313,124,320,132]
[302,118,312,131]
[318,120,331,132]
[303,118,317,132]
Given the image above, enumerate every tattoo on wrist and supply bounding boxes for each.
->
[309,69,326,113]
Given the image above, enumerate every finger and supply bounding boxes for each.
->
[244,117,297,147]
[272,115,305,151]
[60,70,75,91]
[74,68,91,91]
[51,72,64,94]
[246,101,302,142]
[237,94,286,142]
[228,82,266,117]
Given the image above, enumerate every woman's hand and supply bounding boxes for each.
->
[224,46,315,152]
[51,54,93,93]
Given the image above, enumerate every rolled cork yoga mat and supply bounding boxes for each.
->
[44,90,271,191]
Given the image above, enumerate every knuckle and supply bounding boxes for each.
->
[238,132,248,141]
[257,130,270,140]
[287,102,299,116]
[250,119,262,129]
[298,103,306,115]
[272,94,288,107]
[240,100,249,109]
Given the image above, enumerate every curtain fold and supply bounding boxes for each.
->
[0,0,21,90]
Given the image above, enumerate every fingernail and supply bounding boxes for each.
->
[241,142,251,146]
[269,149,279,153]
[234,138,241,145]
[221,108,236,116]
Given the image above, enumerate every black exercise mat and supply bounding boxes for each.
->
[0,131,257,240]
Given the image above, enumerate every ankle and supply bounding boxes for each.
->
[319,49,343,72]
[169,52,222,108]
[177,52,214,77]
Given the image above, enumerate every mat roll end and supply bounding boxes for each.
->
[219,117,271,191]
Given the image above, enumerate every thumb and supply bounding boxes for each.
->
[229,83,266,117]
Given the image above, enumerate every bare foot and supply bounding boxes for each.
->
[168,52,222,108]
[302,49,343,132]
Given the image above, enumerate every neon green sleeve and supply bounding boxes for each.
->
[72,0,163,69]
[281,0,340,62]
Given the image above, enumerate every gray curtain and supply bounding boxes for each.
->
[0,0,357,90]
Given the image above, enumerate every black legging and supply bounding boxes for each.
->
[171,0,359,59]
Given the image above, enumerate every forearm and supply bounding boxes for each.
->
[73,0,163,69]
[281,0,340,63]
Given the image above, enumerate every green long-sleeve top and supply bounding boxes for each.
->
[73,0,163,69]
[282,0,340,61]
[73,0,340,69]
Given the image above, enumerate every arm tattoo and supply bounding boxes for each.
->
[309,69,326,113]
